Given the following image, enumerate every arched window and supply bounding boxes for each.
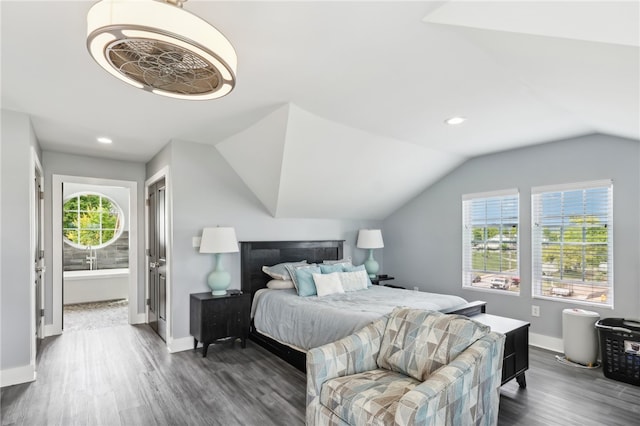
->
[63,192,124,249]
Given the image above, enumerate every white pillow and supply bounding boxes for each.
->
[338,270,369,292]
[312,273,345,297]
[266,279,294,290]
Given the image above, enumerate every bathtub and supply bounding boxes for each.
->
[63,268,129,304]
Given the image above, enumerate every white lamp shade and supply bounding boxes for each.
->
[356,229,384,249]
[199,227,239,254]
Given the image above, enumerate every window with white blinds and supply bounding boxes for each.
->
[532,180,613,307]
[462,189,519,293]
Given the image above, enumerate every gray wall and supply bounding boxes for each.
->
[1,110,41,371]
[63,231,129,271]
[145,142,171,178]
[383,134,640,341]
[42,151,147,321]
[147,139,382,340]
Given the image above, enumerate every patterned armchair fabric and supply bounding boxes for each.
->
[307,308,505,426]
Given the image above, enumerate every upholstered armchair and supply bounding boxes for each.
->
[306,308,505,426]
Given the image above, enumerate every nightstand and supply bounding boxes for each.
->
[190,291,250,357]
[371,275,395,285]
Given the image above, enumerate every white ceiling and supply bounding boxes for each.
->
[2,1,638,219]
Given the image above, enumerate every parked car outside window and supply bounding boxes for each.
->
[490,277,510,290]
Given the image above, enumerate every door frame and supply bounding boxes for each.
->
[51,174,139,334]
[30,148,44,368]
[145,166,172,345]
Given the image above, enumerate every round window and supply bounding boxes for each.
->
[62,192,125,249]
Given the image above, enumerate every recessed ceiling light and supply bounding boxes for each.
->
[97,137,113,144]
[444,116,467,125]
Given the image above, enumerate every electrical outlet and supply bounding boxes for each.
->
[531,305,540,317]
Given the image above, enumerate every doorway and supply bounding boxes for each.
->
[61,185,130,331]
[51,175,139,335]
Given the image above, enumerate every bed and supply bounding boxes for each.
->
[240,240,486,371]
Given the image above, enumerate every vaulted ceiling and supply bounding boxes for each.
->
[1,1,638,219]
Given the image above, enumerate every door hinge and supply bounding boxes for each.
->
[39,250,45,259]
[146,248,151,256]
[146,198,150,206]
[39,191,45,200]
[40,309,45,317]
[146,298,151,306]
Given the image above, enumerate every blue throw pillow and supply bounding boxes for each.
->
[320,263,344,274]
[294,265,322,297]
[343,264,373,287]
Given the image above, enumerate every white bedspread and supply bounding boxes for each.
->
[251,286,467,351]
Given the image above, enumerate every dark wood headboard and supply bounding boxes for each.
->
[240,240,344,299]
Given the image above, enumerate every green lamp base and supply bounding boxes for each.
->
[207,271,230,295]
[364,249,379,279]
[207,253,231,295]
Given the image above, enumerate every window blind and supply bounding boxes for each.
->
[531,180,613,306]
[462,189,519,292]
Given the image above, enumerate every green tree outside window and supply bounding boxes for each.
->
[63,193,123,248]
[541,215,608,283]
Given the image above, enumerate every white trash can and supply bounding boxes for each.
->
[562,308,600,367]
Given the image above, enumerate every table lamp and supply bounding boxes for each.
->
[199,227,239,295]
[357,229,384,278]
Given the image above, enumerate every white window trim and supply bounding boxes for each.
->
[531,179,613,308]
[462,188,519,200]
[462,188,520,294]
[531,179,613,194]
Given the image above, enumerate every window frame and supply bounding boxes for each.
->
[462,188,520,294]
[531,179,613,308]
[62,192,125,250]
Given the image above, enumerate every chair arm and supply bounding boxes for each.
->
[395,332,505,426]
[306,316,387,426]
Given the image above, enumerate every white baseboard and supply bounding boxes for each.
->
[0,364,36,387]
[529,332,563,353]
[130,313,146,325]
[167,336,199,353]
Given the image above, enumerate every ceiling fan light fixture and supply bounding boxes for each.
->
[87,0,237,100]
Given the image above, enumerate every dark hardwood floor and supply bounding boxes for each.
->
[498,348,640,426]
[2,323,639,425]
[1,325,306,426]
